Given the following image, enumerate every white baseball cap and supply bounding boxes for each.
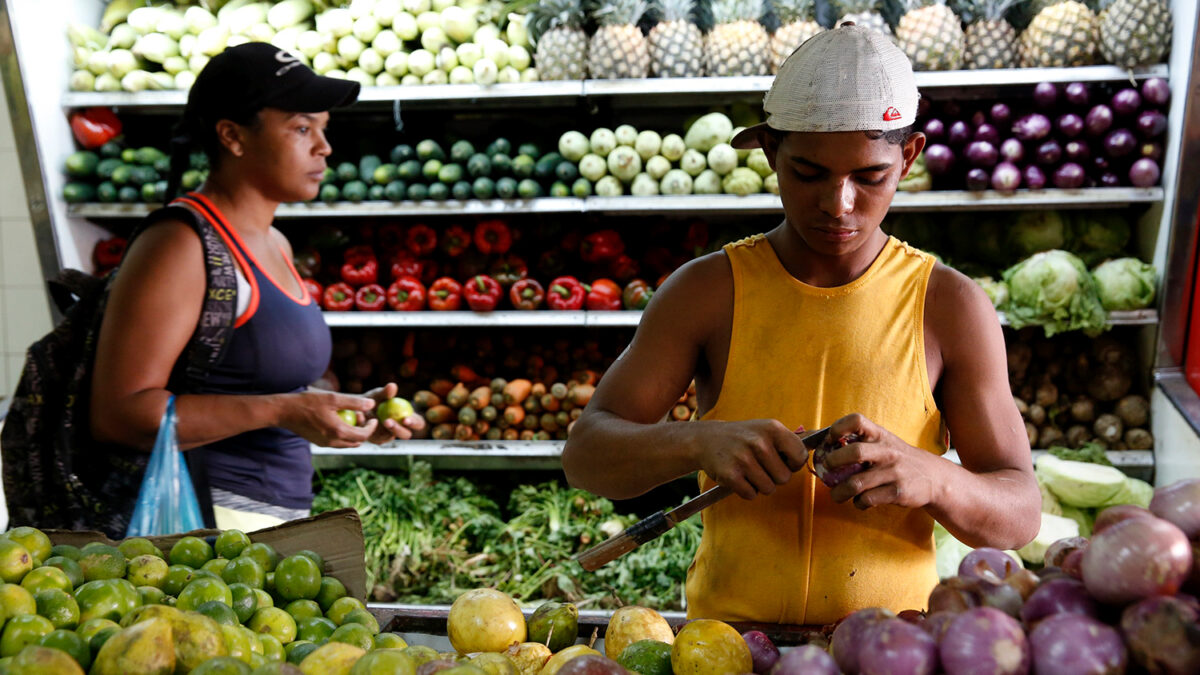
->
[731,24,919,149]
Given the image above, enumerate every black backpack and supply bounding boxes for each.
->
[1,200,238,538]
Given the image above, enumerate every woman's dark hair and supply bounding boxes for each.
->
[165,109,261,200]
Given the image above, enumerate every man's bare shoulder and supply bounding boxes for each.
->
[926,262,1002,349]
[652,249,733,308]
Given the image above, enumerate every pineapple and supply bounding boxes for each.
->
[1097,0,1171,67]
[589,0,652,78]
[771,0,825,73]
[705,0,770,76]
[835,0,895,37]
[648,0,706,77]
[528,0,589,80]
[1019,0,1098,67]
[895,0,966,70]
[957,0,1023,69]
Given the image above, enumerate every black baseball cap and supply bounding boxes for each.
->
[186,42,360,126]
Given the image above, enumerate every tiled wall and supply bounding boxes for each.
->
[0,68,53,397]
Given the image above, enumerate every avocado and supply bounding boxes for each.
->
[390,144,415,164]
[517,179,542,199]
[342,180,368,203]
[415,140,445,162]
[384,180,408,202]
[96,181,118,203]
[336,162,358,183]
[450,140,475,164]
[472,177,495,200]
[495,177,518,199]
[65,151,100,178]
[451,181,472,200]
[319,184,341,203]
[427,182,449,201]
[368,184,387,201]
[467,153,492,179]
[62,182,96,204]
[512,155,536,179]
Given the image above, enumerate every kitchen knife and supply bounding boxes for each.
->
[575,426,831,572]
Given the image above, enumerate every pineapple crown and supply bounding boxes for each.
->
[952,0,1025,21]
[592,0,650,25]
[524,0,587,42]
[710,0,766,23]
[650,0,699,23]
[774,0,817,22]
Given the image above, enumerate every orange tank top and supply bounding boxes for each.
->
[684,234,945,625]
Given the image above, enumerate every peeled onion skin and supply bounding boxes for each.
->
[1029,613,1126,675]
[1121,596,1200,675]
[1044,537,1089,568]
[1150,478,1200,539]
[811,433,866,488]
[1082,516,1192,605]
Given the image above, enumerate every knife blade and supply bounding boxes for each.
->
[574,426,831,572]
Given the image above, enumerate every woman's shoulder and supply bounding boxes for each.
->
[120,217,207,278]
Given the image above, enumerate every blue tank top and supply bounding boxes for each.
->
[179,194,331,510]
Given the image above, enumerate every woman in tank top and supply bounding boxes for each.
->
[89,44,423,531]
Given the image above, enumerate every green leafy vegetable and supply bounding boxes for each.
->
[1002,250,1108,337]
[1091,257,1157,311]
[1048,442,1113,466]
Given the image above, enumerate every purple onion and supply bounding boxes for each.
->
[1035,140,1063,166]
[1099,172,1123,187]
[1105,128,1138,158]
[1063,140,1090,162]
[1120,596,1200,674]
[1012,113,1052,141]
[943,100,963,118]
[1129,158,1161,187]
[1064,82,1089,107]
[1023,165,1047,190]
[1112,88,1143,116]
[832,608,895,675]
[1019,578,1099,628]
[966,168,991,191]
[1044,537,1089,568]
[1029,614,1127,675]
[1033,82,1059,109]
[940,608,1029,675]
[948,120,973,147]
[923,118,947,142]
[967,140,999,168]
[1053,163,1086,189]
[924,144,955,175]
[1085,105,1115,136]
[1137,110,1168,139]
[991,163,1022,193]
[971,110,988,128]
[1151,479,1200,538]
[974,123,1001,145]
[772,646,838,675]
[990,103,1013,126]
[959,548,1020,581]
[859,619,938,675]
[742,631,779,674]
[1093,155,1111,173]
[922,612,956,642]
[1142,77,1171,106]
[811,437,865,488]
[1141,141,1164,161]
[1057,113,1085,138]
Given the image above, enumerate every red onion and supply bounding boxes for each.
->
[1085,105,1114,136]
[1005,569,1040,601]
[1150,478,1200,538]
[924,144,955,175]
[999,138,1024,163]
[1035,140,1062,166]
[1057,113,1084,138]
[1012,114,1052,142]
[1120,595,1200,675]
[990,103,1013,126]
[772,646,838,675]
[1129,158,1161,188]
[557,655,630,675]
[1023,165,1046,190]
[1141,141,1164,161]
[1092,504,1154,534]
[1052,163,1086,189]
[1032,82,1058,109]
[966,168,990,191]
[971,110,988,128]
[1044,537,1088,568]
[966,140,999,168]
[1063,140,1090,163]
[959,548,1019,581]
[1082,515,1192,605]
[1061,549,1085,580]
[832,608,895,674]
[811,433,865,488]
[859,619,938,675]
[923,119,946,142]
[1019,577,1099,628]
[948,121,973,147]
[922,612,956,642]
[898,609,926,625]
[1104,129,1137,158]
[1111,88,1142,116]
[929,577,982,614]
[742,630,779,674]
[1029,613,1126,675]
[939,608,1029,675]
[1141,77,1170,107]
[1064,82,1089,107]
[977,579,1023,619]
[1136,110,1168,139]
[975,124,1001,146]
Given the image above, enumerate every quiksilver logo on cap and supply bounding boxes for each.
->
[275,50,303,77]
[883,107,901,122]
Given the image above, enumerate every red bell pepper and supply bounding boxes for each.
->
[489,255,528,288]
[418,259,441,287]
[323,282,355,311]
[406,224,438,257]
[623,279,654,310]
[509,279,544,310]
[464,275,503,312]
[293,248,321,279]
[341,257,378,286]
[683,219,710,255]
[302,278,323,301]
[537,250,566,278]
[390,254,424,282]
[92,236,127,271]
[429,277,463,311]
[547,276,586,310]
[355,284,387,311]
[377,223,406,253]
[473,220,513,255]
[387,276,426,311]
[70,107,122,149]
[580,230,624,263]
[343,245,375,266]
[586,279,622,311]
[441,225,471,258]
[608,254,639,283]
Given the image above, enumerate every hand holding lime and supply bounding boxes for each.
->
[336,410,358,427]
[375,397,415,422]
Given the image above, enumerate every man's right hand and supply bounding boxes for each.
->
[277,390,379,448]
[694,419,812,499]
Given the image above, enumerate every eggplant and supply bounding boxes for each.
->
[1104,128,1137,158]
[1057,113,1085,138]
[1033,82,1058,109]
[1136,110,1167,139]
[1053,163,1086,189]
[1012,114,1052,142]
[1129,158,1161,188]
[966,167,990,191]
[1085,105,1114,136]
[924,144,955,175]
[1064,82,1089,107]
[1111,88,1142,116]
[1035,140,1063,166]
[923,118,946,142]
[966,140,999,168]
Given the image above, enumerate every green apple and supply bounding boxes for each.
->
[337,410,358,426]
[376,397,415,422]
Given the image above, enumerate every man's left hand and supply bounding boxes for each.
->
[824,413,944,510]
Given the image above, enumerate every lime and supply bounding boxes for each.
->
[223,557,266,590]
[230,583,259,624]
[328,623,373,652]
[401,645,439,666]
[20,567,73,595]
[253,589,275,611]
[178,577,234,611]
[197,600,241,627]
[48,546,81,562]
[169,536,214,568]
[248,608,297,644]
[163,564,197,597]
[38,628,91,669]
[190,655,253,675]
[285,640,318,665]
[258,633,285,662]
[137,586,167,606]
[34,589,80,630]
[351,648,420,674]
[126,554,169,589]
[5,528,51,565]
[373,633,408,649]
[239,544,280,573]
[617,639,675,675]
[294,551,325,572]
[0,584,36,617]
[0,614,54,657]
[222,623,255,663]
[74,618,118,643]
[342,608,379,633]
[216,531,252,560]
[87,626,119,655]
[193,569,223,584]
[325,597,365,626]
[77,546,125,582]
[117,538,162,560]
[204,558,232,575]
[73,579,140,623]
[295,616,336,644]
[274,556,321,602]
[0,541,32,584]
[41,557,84,589]
[285,600,322,622]
[315,577,347,612]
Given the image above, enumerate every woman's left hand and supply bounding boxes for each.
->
[361,382,427,444]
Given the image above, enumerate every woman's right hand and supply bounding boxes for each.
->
[276,390,379,448]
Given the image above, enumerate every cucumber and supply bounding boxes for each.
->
[397,160,422,181]
[517,179,542,199]
[451,181,472,200]
[534,152,562,179]
[384,180,408,202]
[342,180,368,203]
[512,154,535,179]
[518,142,540,158]
[319,184,341,203]
[65,151,100,178]
[62,182,96,204]
[407,183,429,201]
[389,144,415,164]
[358,155,383,185]
[472,177,495,200]
[450,140,475,164]
[336,162,358,182]
[486,138,512,156]
[415,139,445,162]
[368,184,387,201]
[96,181,118,203]
[427,182,449,201]
[495,177,517,199]
[118,186,140,203]
[96,158,124,181]
[467,153,491,179]
[99,141,124,159]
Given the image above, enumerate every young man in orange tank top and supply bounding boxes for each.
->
[562,25,1041,621]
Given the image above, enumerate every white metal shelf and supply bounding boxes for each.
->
[61,65,1169,111]
[66,187,1164,220]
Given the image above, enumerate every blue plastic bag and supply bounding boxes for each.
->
[125,396,204,537]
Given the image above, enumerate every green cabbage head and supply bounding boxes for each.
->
[1002,249,1108,336]
[1091,257,1157,311]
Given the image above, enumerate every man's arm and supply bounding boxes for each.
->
[562,253,810,501]
[824,265,1041,550]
